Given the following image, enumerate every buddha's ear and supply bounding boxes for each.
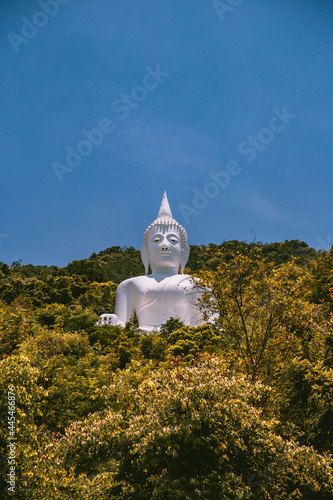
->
[141,245,149,274]
[180,245,190,274]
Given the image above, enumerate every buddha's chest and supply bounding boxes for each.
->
[132,277,196,315]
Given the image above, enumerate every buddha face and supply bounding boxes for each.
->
[147,225,183,272]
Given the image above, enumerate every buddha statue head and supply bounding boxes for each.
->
[141,192,190,275]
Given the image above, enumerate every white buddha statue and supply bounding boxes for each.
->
[99,192,207,332]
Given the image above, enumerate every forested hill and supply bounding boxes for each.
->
[0,239,328,313]
[1,239,333,498]
[89,239,320,280]
[1,238,331,314]
[1,238,320,284]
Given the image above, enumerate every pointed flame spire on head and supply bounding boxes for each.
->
[143,191,188,249]
[157,191,173,220]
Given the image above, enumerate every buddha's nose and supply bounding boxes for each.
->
[160,242,170,250]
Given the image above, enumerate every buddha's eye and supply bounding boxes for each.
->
[169,237,179,243]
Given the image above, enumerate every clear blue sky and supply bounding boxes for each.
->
[1,0,332,267]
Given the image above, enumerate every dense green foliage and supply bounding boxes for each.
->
[1,240,333,499]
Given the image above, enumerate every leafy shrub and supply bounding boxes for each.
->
[0,355,48,497]
[278,358,333,453]
[30,359,333,499]
[0,302,36,358]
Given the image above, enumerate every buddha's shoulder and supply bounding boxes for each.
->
[171,274,192,283]
[117,275,150,289]
[173,274,201,290]
[172,274,200,283]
